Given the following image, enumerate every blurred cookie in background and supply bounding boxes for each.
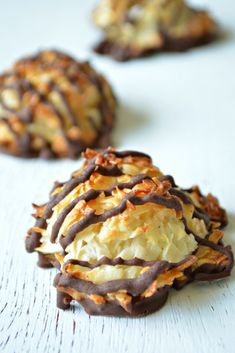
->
[93,0,217,61]
[0,50,116,159]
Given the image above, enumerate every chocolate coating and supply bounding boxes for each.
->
[94,33,215,62]
[56,284,170,317]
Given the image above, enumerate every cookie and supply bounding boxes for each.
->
[26,148,233,316]
[0,50,116,158]
[93,0,216,61]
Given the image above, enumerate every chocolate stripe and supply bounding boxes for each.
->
[159,175,177,187]
[104,150,151,160]
[193,208,210,226]
[1,77,67,129]
[88,73,109,131]
[44,160,123,220]
[63,255,191,270]
[44,160,97,219]
[51,174,152,242]
[45,149,150,220]
[27,149,155,252]
[95,164,123,176]
[1,117,20,143]
[194,234,234,263]
[169,188,210,225]
[169,188,192,204]
[25,80,67,128]
[52,84,78,126]
[55,260,170,296]
[0,117,33,154]
[60,192,182,248]
[27,149,223,255]
[182,216,233,273]
[159,176,217,226]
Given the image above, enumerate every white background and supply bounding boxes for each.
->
[0,1,234,352]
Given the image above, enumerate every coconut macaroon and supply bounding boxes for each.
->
[0,50,116,158]
[26,148,233,317]
[93,0,216,61]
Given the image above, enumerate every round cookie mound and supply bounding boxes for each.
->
[26,148,233,317]
[0,50,116,158]
[93,0,216,61]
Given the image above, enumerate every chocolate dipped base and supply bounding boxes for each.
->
[94,32,215,62]
[55,277,170,317]
[53,235,233,316]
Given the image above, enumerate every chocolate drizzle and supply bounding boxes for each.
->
[55,260,171,296]
[45,159,123,220]
[26,150,156,252]
[169,188,210,225]
[104,149,151,160]
[159,175,177,187]
[26,148,230,261]
[52,83,78,126]
[60,192,182,249]
[160,175,213,227]
[194,234,233,265]
[169,188,192,204]
[51,174,152,242]
[44,149,150,221]
[1,117,21,146]
[193,208,210,226]
[0,76,68,155]
[63,255,191,270]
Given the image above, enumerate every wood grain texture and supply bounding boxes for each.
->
[0,0,235,352]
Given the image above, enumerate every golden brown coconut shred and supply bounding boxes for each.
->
[0,50,116,158]
[25,148,233,317]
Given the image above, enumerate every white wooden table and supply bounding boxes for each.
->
[0,1,235,352]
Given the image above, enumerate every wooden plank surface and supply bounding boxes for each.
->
[0,1,235,352]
